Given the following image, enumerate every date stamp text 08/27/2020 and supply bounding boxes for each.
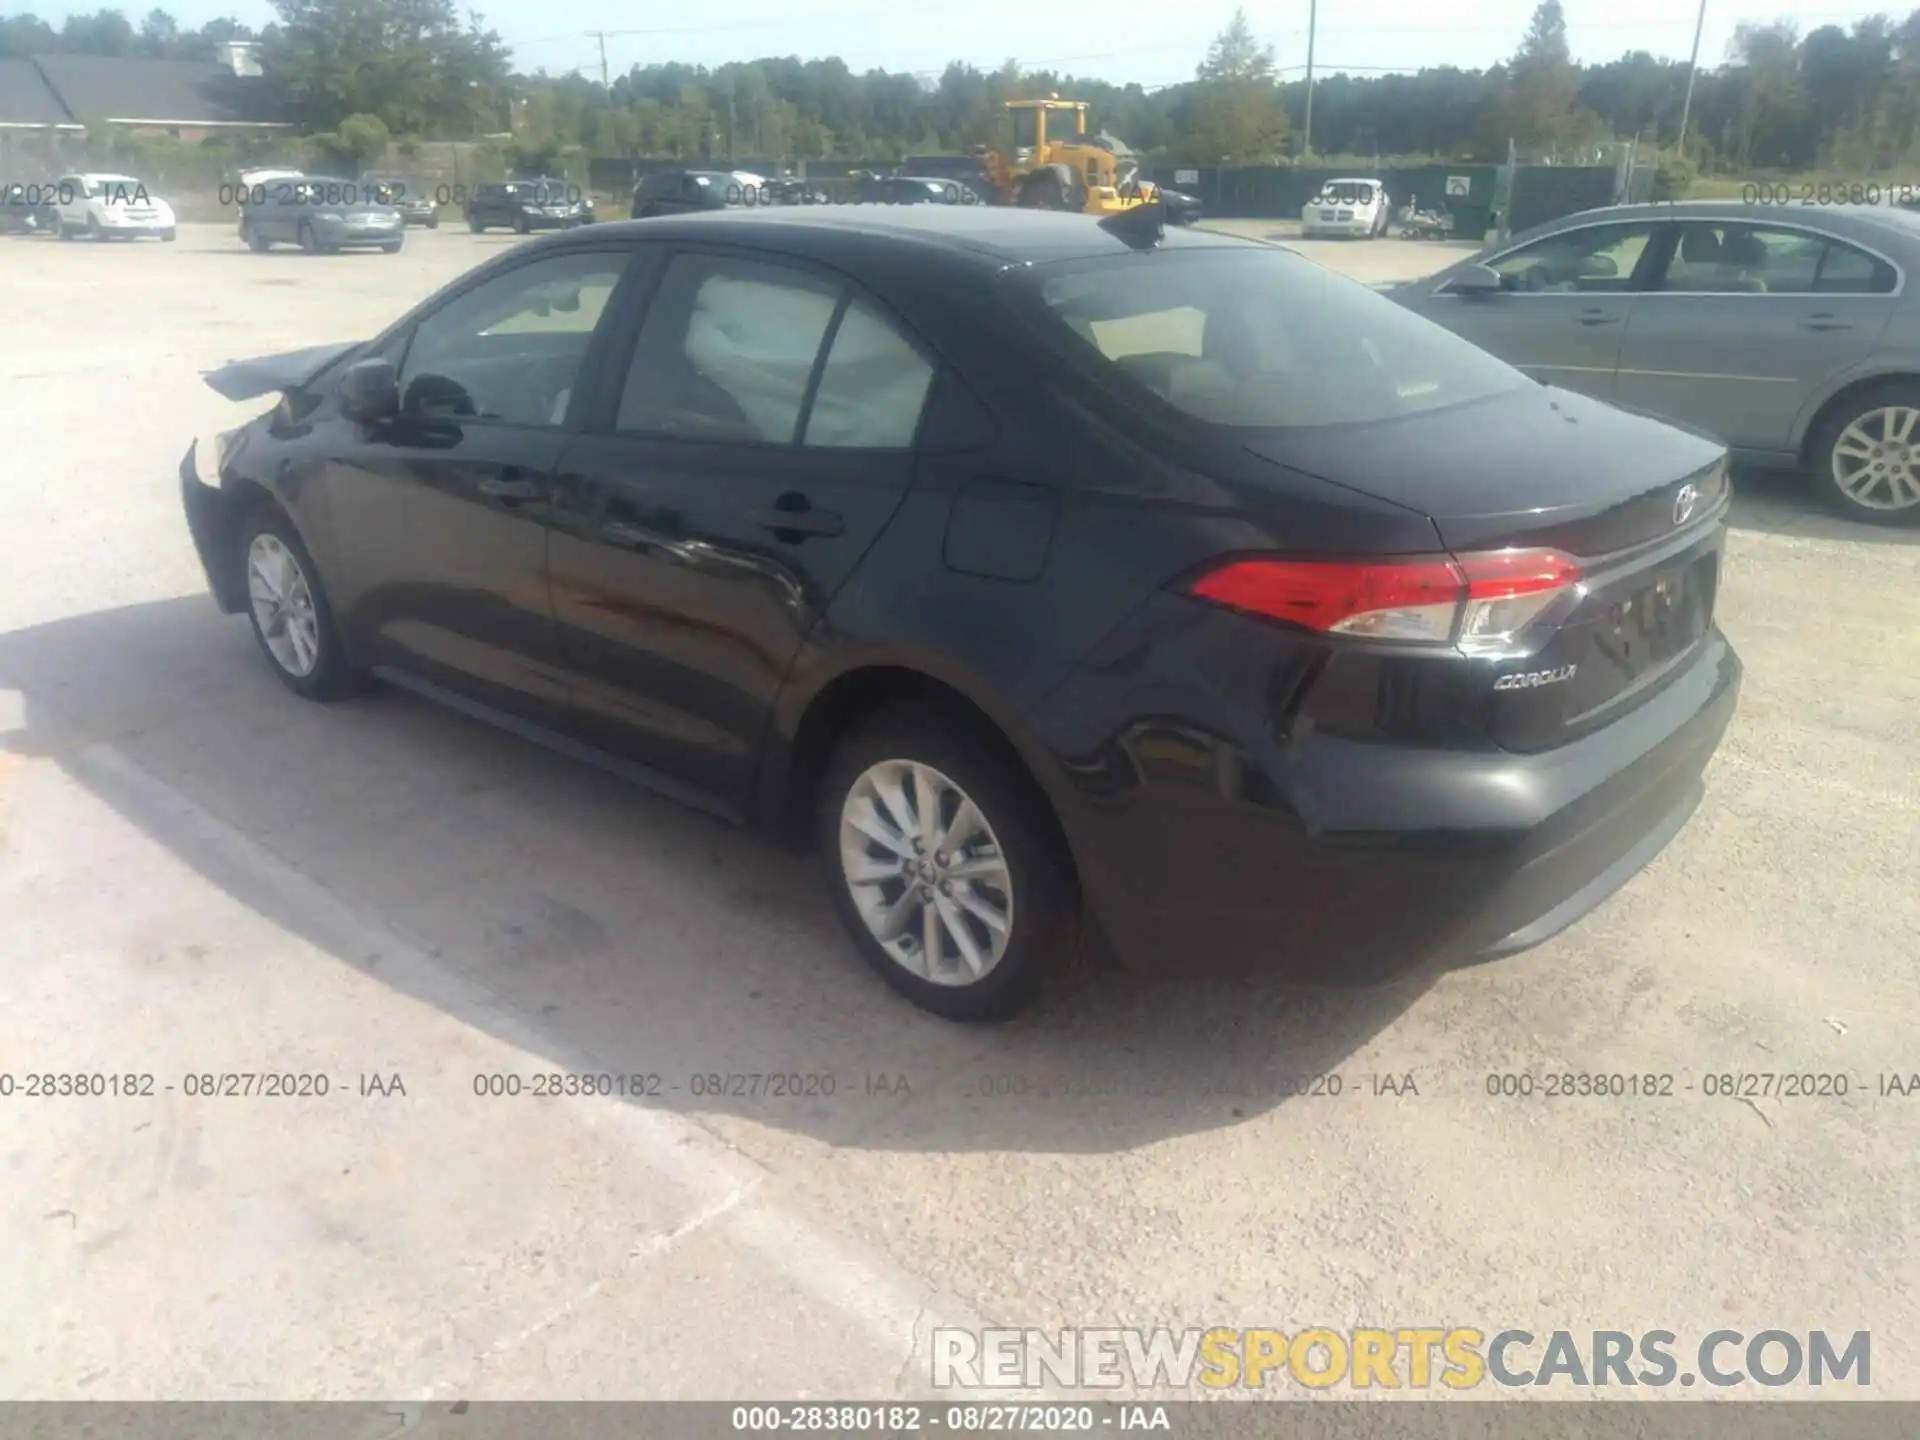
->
[5,1068,1920,1101]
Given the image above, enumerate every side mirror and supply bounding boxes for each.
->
[338,357,399,423]
[1444,263,1503,296]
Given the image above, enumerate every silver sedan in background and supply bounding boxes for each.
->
[1386,200,1920,525]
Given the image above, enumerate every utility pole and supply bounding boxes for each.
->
[588,30,611,91]
[1301,0,1317,162]
[1675,0,1706,154]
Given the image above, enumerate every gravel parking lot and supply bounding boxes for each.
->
[2,221,1917,1404]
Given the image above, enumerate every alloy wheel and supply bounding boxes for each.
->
[1831,405,1920,512]
[838,759,1015,986]
[247,532,322,677]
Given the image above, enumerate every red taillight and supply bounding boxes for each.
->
[1189,549,1584,650]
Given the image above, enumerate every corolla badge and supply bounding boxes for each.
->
[1673,482,1700,526]
[1493,665,1578,691]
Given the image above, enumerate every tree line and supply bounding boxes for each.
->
[4,0,1919,174]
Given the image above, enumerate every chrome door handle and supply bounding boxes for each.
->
[478,474,543,502]
[1801,314,1853,332]
[748,495,844,538]
[1574,309,1619,326]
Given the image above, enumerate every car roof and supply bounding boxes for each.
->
[552,205,1257,268]
[80,172,142,183]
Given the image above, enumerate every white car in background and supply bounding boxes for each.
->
[1300,177,1391,239]
[53,171,176,241]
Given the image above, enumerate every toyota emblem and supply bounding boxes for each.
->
[1672,482,1700,526]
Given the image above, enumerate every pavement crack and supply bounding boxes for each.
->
[1737,1095,1775,1130]
[893,1303,930,1395]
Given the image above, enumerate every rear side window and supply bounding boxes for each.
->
[1811,239,1898,294]
[1034,248,1527,429]
[803,297,935,449]
[616,253,841,443]
[615,254,937,448]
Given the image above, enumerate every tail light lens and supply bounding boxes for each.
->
[1190,549,1584,654]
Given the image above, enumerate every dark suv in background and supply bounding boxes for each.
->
[631,169,757,217]
[466,179,594,233]
[1,181,54,234]
[899,154,996,204]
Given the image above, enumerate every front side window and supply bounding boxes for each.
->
[1486,222,1654,293]
[397,250,627,427]
[1034,248,1528,429]
[615,254,842,443]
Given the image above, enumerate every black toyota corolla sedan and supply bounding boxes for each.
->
[180,203,1741,1020]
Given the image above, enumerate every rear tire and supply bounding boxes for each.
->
[468,214,484,233]
[816,702,1077,1022]
[238,507,366,702]
[1808,381,1920,526]
[298,220,322,254]
[513,212,529,234]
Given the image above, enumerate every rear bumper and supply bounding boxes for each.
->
[1029,599,1742,983]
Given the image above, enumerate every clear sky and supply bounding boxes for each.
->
[29,0,1892,86]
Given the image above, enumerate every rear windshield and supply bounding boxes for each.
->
[1032,248,1528,428]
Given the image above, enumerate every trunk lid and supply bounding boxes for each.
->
[1240,384,1725,556]
[1242,384,1731,750]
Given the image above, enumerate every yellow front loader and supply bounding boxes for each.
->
[978,98,1159,215]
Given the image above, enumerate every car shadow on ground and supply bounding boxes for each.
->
[1726,463,1920,547]
[0,595,1428,1156]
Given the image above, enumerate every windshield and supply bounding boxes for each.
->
[1011,106,1083,150]
[1033,248,1528,428]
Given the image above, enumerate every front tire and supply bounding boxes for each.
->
[298,220,323,254]
[240,509,364,701]
[817,703,1076,1021]
[1810,382,1920,526]
[468,214,484,233]
[512,212,529,234]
